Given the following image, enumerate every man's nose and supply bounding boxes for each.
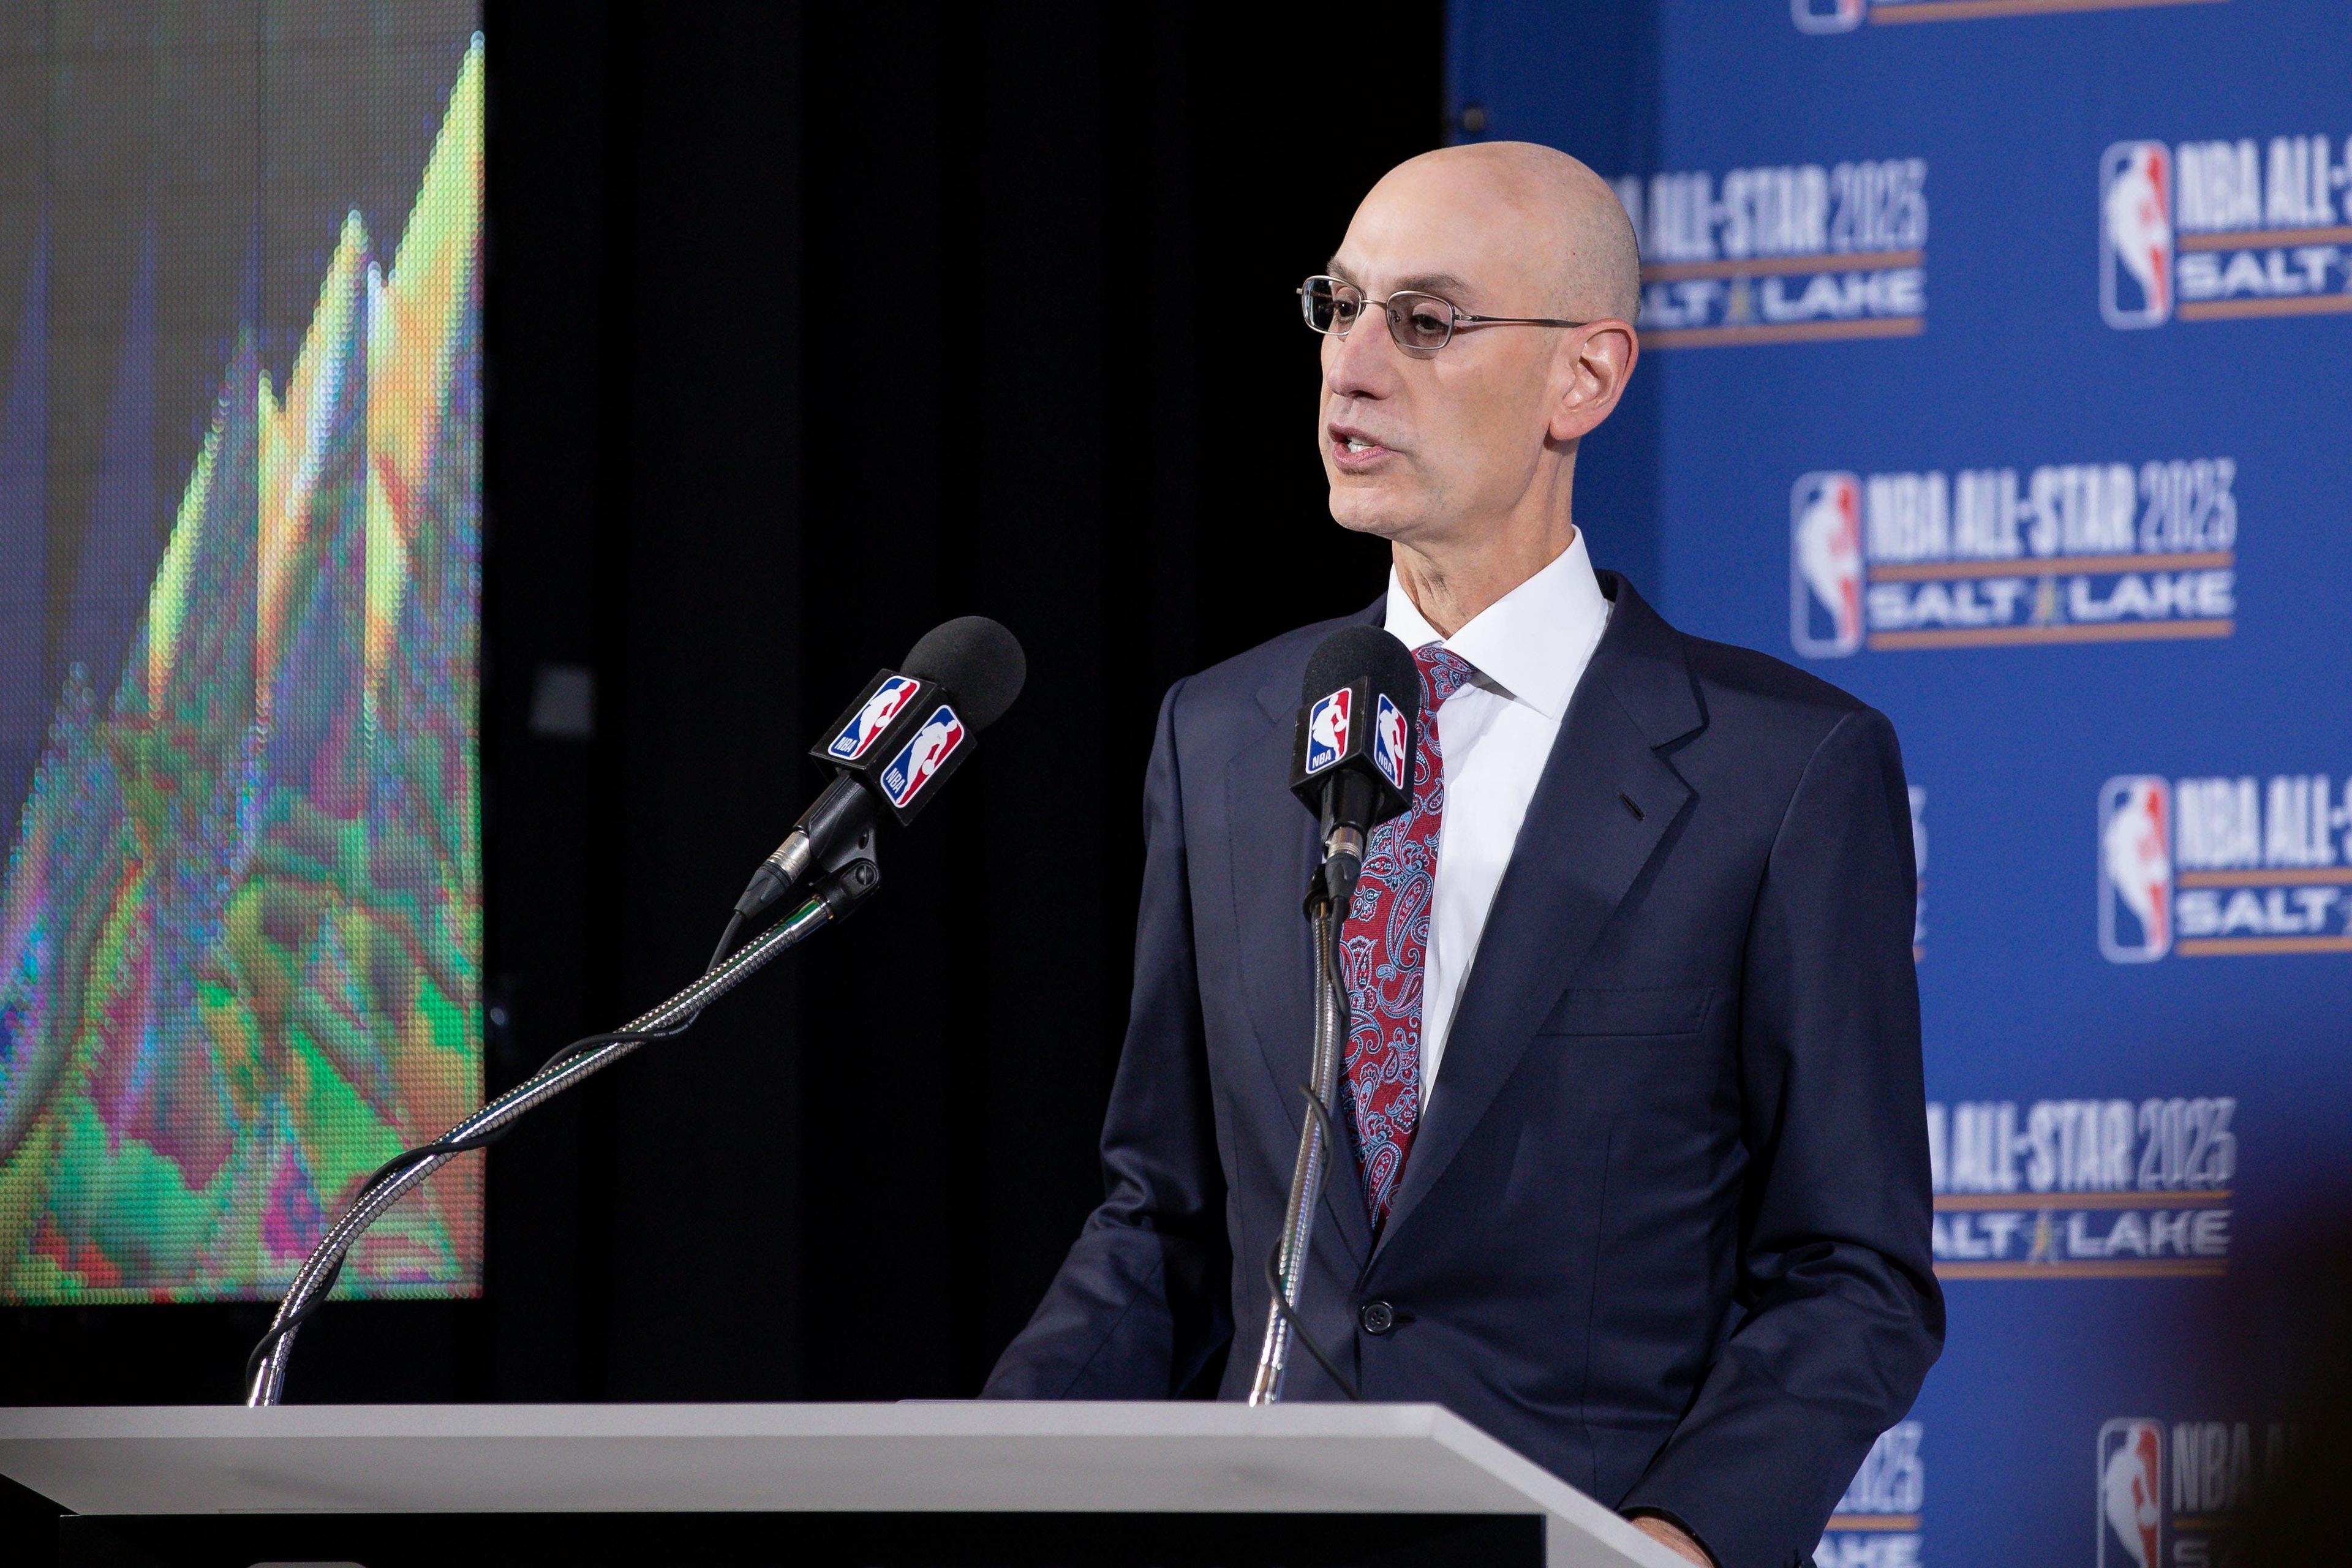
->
[1324,305,1404,400]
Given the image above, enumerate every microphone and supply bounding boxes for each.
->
[735,616,1027,921]
[1289,626,1420,910]
[1248,625,1420,1406]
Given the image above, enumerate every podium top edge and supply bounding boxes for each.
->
[0,1398,1694,1567]
[0,1400,1461,1443]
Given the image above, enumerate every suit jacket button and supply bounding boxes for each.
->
[1359,1300,1396,1335]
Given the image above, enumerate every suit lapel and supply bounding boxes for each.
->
[1371,575,1702,1263]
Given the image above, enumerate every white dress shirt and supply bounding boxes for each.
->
[1382,529,1611,1100]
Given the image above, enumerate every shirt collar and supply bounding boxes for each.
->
[1381,528,1610,723]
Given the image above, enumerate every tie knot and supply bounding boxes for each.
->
[1414,645,1477,713]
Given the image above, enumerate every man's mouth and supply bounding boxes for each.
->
[1329,426,1393,470]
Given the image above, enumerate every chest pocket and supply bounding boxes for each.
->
[1536,984,1712,1038]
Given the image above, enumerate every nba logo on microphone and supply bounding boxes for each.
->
[828,676,921,761]
[1790,472,1864,658]
[1790,0,1864,32]
[1373,694,1408,791]
[1303,688,1352,776]
[2100,777,2173,963]
[2101,142,2174,328]
[880,704,966,809]
[2098,1420,2163,1568]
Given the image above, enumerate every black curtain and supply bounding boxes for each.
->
[0,0,1442,1409]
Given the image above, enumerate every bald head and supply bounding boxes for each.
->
[1315,141,1643,609]
[1361,142,1642,325]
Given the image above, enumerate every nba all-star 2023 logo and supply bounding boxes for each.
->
[2100,774,2352,960]
[1815,1422,1924,1568]
[1613,158,1926,347]
[1789,458,2239,654]
[1928,1096,2236,1278]
[1796,0,2233,30]
[2100,1418,2296,1568]
[2104,134,2352,327]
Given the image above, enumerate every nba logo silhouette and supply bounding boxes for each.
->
[2098,1419,2164,1568]
[2102,141,2175,328]
[1372,693,1408,791]
[1792,0,1866,31]
[1303,688,1351,776]
[828,676,920,761]
[1790,472,1864,658]
[2100,777,2174,962]
[881,704,966,809]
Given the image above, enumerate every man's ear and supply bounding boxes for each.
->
[1548,320,1638,443]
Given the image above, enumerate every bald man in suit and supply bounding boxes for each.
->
[986,143,1943,1568]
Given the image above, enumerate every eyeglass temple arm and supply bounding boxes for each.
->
[1455,312,1591,328]
[1298,279,1594,331]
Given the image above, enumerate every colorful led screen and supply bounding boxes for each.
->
[0,7,481,1303]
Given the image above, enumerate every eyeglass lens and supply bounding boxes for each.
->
[1302,277,1455,352]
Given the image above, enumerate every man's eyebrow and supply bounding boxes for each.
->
[1394,272,1476,301]
[1322,263,1482,303]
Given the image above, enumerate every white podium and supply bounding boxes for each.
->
[0,1400,1683,1568]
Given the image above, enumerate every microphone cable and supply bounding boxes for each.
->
[244,895,771,1393]
[1261,913,1364,1403]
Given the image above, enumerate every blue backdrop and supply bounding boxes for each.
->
[1447,3,2352,1563]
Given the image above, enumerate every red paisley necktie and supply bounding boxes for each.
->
[1339,644,1476,1227]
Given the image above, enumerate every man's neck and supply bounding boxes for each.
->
[1392,519,1578,639]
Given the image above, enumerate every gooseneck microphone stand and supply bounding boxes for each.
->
[1246,849,1359,1406]
[243,842,879,1408]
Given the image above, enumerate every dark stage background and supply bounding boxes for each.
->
[0,1,1458,1408]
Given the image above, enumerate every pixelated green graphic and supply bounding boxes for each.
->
[0,38,483,1302]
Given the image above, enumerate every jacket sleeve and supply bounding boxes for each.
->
[981,679,1232,1398]
[1619,707,1946,1568]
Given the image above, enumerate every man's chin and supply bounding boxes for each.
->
[1327,486,1419,542]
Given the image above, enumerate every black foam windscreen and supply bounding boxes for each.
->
[1302,624,1422,736]
[903,616,1027,731]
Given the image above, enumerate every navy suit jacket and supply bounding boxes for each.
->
[983,573,1944,1568]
